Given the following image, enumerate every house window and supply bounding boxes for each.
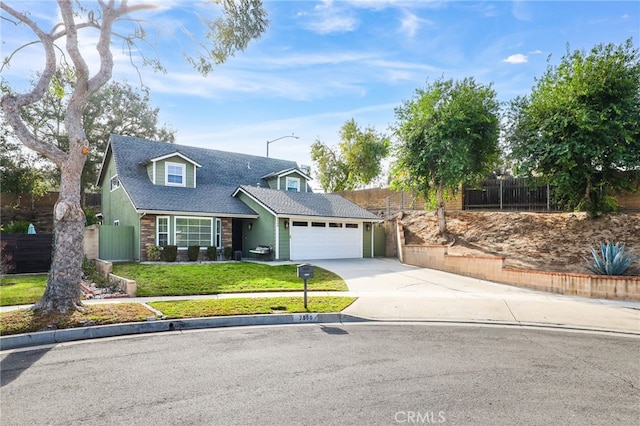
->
[110,175,120,191]
[311,222,326,227]
[157,216,169,247]
[329,223,343,228]
[286,177,300,192]
[113,220,120,226]
[166,162,186,186]
[345,223,358,229]
[175,217,212,248]
[292,221,307,227]
[215,218,222,248]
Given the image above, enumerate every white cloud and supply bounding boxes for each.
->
[529,49,543,55]
[399,10,432,38]
[512,0,532,21]
[502,54,528,64]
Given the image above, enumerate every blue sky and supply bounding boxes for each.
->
[2,1,639,177]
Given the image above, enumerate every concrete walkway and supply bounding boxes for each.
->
[2,258,639,334]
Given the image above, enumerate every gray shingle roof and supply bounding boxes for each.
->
[106,135,304,216]
[237,185,380,220]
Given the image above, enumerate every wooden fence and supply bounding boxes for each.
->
[463,178,559,211]
[1,234,53,274]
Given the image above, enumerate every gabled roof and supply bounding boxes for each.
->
[234,185,380,220]
[262,167,312,181]
[100,135,305,216]
[144,151,202,168]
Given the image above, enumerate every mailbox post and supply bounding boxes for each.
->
[297,263,314,309]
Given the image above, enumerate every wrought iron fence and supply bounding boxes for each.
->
[463,178,560,211]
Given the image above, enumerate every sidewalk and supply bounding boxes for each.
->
[2,258,639,336]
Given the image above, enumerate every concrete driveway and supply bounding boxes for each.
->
[313,258,640,334]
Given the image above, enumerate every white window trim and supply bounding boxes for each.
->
[174,216,213,249]
[166,162,186,187]
[215,218,222,249]
[110,175,120,192]
[286,177,300,192]
[156,216,170,246]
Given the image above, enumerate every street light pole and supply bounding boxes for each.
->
[266,134,299,157]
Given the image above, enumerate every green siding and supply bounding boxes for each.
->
[278,218,290,260]
[154,157,195,188]
[266,177,278,189]
[101,155,142,260]
[237,193,274,257]
[363,222,373,258]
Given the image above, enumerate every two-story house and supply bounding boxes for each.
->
[97,135,381,261]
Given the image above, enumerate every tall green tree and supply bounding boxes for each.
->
[311,118,390,192]
[0,0,268,314]
[393,77,500,237]
[9,74,177,195]
[505,39,640,216]
[0,126,49,203]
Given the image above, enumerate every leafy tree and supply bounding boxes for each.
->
[0,1,268,314]
[505,39,640,216]
[8,73,177,195]
[311,118,390,192]
[392,77,500,237]
[0,127,49,204]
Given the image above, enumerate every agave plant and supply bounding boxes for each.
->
[586,242,640,276]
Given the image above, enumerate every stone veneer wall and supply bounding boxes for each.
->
[396,220,640,301]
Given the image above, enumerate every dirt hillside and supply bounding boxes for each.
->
[400,210,640,274]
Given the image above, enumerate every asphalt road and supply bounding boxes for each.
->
[1,324,638,425]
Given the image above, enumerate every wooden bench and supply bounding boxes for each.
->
[249,245,272,260]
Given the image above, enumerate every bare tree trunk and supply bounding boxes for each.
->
[32,149,86,314]
[436,183,447,238]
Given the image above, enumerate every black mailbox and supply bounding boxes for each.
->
[297,263,314,279]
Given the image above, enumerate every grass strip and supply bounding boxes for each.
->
[149,296,357,319]
[0,303,155,336]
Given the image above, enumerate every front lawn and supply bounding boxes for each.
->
[0,274,47,306]
[149,296,356,319]
[113,262,347,296]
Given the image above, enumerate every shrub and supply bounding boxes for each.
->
[586,242,640,276]
[162,245,178,262]
[2,220,31,234]
[187,245,200,261]
[224,246,233,260]
[206,246,218,261]
[84,208,99,226]
[82,256,108,287]
[146,245,163,261]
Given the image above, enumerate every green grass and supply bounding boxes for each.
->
[0,274,47,306]
[113,262,347,296]
[0,303,155,336]
[149,296,357,319]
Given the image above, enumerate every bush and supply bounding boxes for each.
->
[187,245,200,261]
[84,208,99,226]
[206,246,218,261]
[162,245,178,262]
[146,245,162,261]
[224,246,233,260]
[82,256,108,287]
[586,241,639,276]
[2,220,31,234]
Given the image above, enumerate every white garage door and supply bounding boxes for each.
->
[290,220,362,260]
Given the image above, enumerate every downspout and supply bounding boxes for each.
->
[274,215,280,260]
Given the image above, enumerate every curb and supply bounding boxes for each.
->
[0,313,369,351]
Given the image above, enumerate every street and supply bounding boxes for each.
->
[1,323,638,425]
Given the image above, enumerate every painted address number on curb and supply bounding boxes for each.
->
[292,313,318,322]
